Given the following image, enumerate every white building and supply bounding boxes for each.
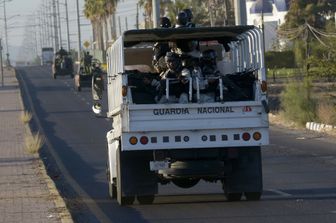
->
[246,0,290,51]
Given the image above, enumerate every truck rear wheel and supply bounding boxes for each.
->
[224,192,242,202]
[245,192,261,201]
[108,181,117,199]
[172,178,200,188]
[137,195,155,205]
[116,148,135,205]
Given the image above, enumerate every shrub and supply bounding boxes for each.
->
[280,78,317,126]
[25,132,45,154]
[317,101,336,125]
[265,51,296,69]
[20,111,32,124]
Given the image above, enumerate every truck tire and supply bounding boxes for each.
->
[172,178,200,188]
[108,181,117,199]
[137,195,155,205]
[224,192,242,202]
[245,192,261,201]
[116,148,135,205]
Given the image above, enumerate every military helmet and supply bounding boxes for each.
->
[165,52,181,71]
[176,11,188,27]
[182,8,193,22]
[160,17,171,28]
[201,49,217,65]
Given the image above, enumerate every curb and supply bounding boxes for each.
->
[16,69,74,223]
[306,122,336,133]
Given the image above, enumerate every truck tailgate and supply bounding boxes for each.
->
[124,101,268,132]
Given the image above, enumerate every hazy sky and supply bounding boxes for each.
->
[2,0,91,60]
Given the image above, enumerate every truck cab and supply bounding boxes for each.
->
[93,26,269,205]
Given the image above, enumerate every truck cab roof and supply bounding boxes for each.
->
[123,26,256,47]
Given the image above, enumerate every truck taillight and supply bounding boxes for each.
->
[140,136,149,145]
[122,85,128,97]
[261,81,267,92]
[253,132,262,141]
[129,136,138,145]
[242,132,251,141]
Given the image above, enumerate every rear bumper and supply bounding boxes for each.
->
[117,128,269,151]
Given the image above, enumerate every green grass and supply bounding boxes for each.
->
[280,78,317,126]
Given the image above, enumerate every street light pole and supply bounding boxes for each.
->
[0,38,3,86]
[75,0,81,71]
[56,0,62,48]
[152,0,160,28]
[65,0,70,51]
[3,0,11,67]
[52,0,59,51]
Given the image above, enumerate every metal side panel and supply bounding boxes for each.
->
[107,131,119,180]
[125,102,268,132]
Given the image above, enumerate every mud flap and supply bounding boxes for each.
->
[224,147,262,193]
[118,150,158,197]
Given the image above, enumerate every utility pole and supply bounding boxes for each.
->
[0,38,3,87]
[136,3,139,29]
[47,0,54,49]
[118,16,121,36]
[152,0,160,28]
[52,0,59,51]
[65,0,70,51]
[57,0,62,48]
[3,0,10,67]
[234,0,247,25]
[125,17,128,30]
[75,0,81,71]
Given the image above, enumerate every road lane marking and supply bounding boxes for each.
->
[267,189,292,197]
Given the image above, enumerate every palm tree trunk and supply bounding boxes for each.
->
[104,17,109,49]
[110,14,116,41]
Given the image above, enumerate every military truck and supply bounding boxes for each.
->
[41,47,54,66]
[74,54,104,92]
[92,26,269,205]
[52,51,74,79]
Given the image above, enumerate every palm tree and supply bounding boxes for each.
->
[138,0,153,28]
[103,0,118,46]
[84,0,105,50]
[84,0,118,50]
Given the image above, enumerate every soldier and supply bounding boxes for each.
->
[182,8,196,27]
[152,17,171,74]
[157,52,188,103]
[82,51,93,74]
[197,49,220,102]
[175,11,188,28]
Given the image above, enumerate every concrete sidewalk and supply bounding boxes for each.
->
[0,69,72,223]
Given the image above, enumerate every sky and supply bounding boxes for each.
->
[1,0,91,61]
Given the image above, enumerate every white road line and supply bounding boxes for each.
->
[267,189,292,197]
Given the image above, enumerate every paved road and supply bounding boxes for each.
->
[17,66,336,223]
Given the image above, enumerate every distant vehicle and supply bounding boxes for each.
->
[52,51,74,79]
[41,47,54,66]
[92,26,270,205]
[74,52,105,91]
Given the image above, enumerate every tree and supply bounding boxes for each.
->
[138,0,153,28]
[84,0,105,50]
[282,0,336,29]
[138,0,235,28]
[280,0,336,76]
[84,0,118,50]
